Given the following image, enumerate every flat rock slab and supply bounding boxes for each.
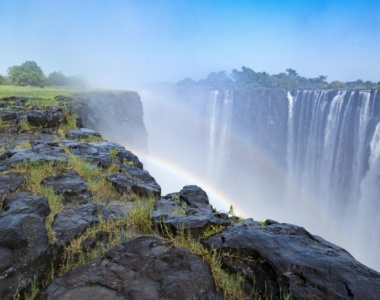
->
[0,147,68,172]
[41,235,223,300]
[152,185,230,237]
[53,203,101,246]
[65,128,102,140]
[203,219,380,299]
[61,140,143,169]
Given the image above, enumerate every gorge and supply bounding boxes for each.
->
[142,88,380,272]
[1,90,379,299]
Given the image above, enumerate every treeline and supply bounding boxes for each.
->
[177,66,380,90]
[0,61,87,88]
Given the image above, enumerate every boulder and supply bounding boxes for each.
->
[0,213,50,299]
[27,110,47,126]
[46,107,67,127]
[152,186,230,237]
[0,109,17,121]
[40,235,223,300]
[0,172,25,198]
[27,108,66,128]
[107,172,161,198]
[41,171,92,205]
[202,219,380,299]
[2,190,50,219]
[53,203,101,246]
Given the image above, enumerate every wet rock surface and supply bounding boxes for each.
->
[0,172,25,198]
[40,235,223,300]
[0,210,50,299]
[53,203,102,246]
[203,219,380,299]
[61,140,143,169]
[41,171,92,205]
[107,168,161,199]
[65,128,102,140]
[152,185,230,237]
[27,107,67,128]
[2,190,50,219]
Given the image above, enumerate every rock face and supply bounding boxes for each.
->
[203,219,380,299]
[40,235,223,300]
[152,185,230,237]
[77,92,148,155]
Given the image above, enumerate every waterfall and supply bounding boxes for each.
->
[206,88,380,270]
[207,90,233,182]
[286,89,380,270]
[144,87,380,271]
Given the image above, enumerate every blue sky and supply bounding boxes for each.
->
[1,0,379,88]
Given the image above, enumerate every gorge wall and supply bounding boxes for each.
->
[143,88,380,272]
[77,91,148,155]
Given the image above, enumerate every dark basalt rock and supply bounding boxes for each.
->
[152,185,230,237]
[2,190,50,219]
[41,171,92,205]
[65,128,102,140]
[61,140,143,169]
[0,213,50,299]
[0,109,17,121]
[0,172,25,198]
[40,235,223,300]
[27,107,67,128]
[27,110,47,126]
[107,172,161,199]
[202,219,380,299]
[53,203,101,246]
[0,146,68,172]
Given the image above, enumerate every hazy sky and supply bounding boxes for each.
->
[1,0,379,88]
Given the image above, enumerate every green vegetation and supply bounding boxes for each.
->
[0,85,85,99]
[7,61,46,87]
[177,66,380,90]
[162,225,247,299]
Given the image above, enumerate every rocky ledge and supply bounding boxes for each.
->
[0,94,379,300]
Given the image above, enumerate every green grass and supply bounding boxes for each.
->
[0,85,87,99]
[0,85,132,100]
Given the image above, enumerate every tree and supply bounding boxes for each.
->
[0,75,4,85]
[7,61,46,87]
[328,81,346,89]
[285,68,299,78]
[47,71,67,86]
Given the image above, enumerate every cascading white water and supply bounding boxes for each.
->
[142,87,380,271]
[207,90,233,182]
[286,89,380,271]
